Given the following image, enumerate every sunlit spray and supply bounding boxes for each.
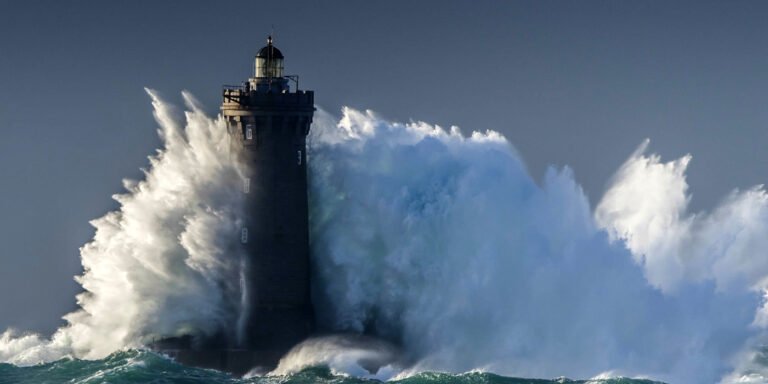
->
[0,90,244,363]
[2,97,768,383]
[307,108,768,383]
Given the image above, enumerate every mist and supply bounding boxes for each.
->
[1,95,767,383]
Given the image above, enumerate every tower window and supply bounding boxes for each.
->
[241,228,248,244]
[297,150,302,165]
[245,124,254,140]
[243,177,250,193]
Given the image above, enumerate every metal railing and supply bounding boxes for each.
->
[223,74,301,93]
[223,84,246,92]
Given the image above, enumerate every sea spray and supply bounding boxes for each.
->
[596,139,768,294]
[1,97,768,383]
[308,108,767,383]
[0,90,245,364]
[596,140,768,382]
[269,335,401,380]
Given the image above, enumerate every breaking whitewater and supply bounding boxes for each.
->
[2,90,768,384]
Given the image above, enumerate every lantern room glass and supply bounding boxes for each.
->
[255,57,284,78]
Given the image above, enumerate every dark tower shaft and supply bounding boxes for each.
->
[221,36,315,365]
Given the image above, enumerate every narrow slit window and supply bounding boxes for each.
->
[243,177,250,193]
[241,227,248,244]
[245,124,254,140]
[297,150,302,165]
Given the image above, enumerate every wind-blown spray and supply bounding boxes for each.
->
[308,108,768,383]
[1,90,244,364]
[2,95,768,384]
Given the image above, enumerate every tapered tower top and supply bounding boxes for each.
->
[222,35,313,110]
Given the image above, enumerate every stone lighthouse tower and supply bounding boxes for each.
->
[221,36,315,367]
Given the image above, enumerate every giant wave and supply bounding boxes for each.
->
[2,92,767,383]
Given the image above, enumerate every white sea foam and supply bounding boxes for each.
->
[268,334,400,380]
[1,96,767,383]
[596,139,768,294]
[0,90,244,364]
[308,108,768,383]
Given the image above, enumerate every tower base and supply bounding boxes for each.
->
[159,348,281,376]
[150,335,293,376]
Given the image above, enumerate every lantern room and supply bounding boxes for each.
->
[254,36,284,78]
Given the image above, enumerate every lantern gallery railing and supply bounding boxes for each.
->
[222,75,301,94]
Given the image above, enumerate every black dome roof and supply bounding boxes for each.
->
[256,36,284,59]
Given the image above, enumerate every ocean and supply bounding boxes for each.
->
[0,350,664,384]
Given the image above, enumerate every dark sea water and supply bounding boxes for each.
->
[0,350,665,384]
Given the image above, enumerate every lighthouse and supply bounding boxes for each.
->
[152,36,316,375]
[221,36,316,364]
